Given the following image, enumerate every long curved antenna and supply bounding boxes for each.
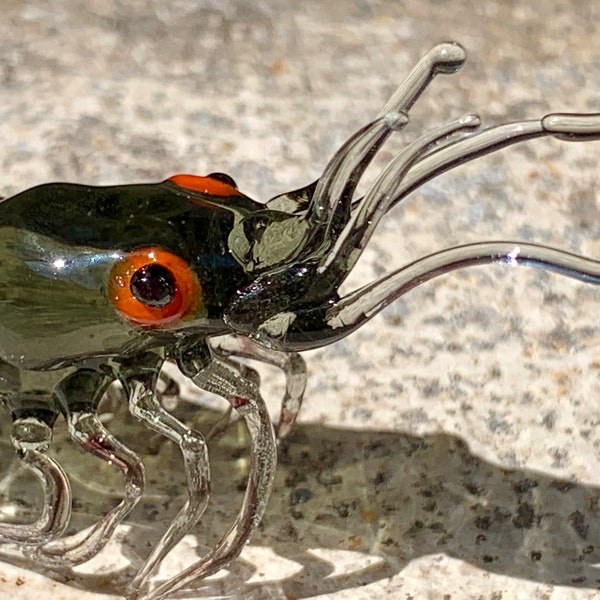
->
[380,112,600,211]
[327,242,600,335]
[241,242,600,353]
[304,42,466,238]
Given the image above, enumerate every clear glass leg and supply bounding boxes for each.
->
[210,334,307,439]
[125,376,210,597]
[139,353,276,600]
[32,408,145,566]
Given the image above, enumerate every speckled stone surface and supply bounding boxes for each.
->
[0,1,598,599]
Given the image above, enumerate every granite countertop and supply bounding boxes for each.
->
[0,1,598,599]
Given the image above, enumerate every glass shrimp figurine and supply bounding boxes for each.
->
[0,42,598,600]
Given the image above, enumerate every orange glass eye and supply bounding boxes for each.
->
[109,247,202,327]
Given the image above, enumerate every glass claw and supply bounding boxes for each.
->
[0,416,71,546]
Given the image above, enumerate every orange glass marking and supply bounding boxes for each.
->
[109,247,202,327]
[168,173,241,197]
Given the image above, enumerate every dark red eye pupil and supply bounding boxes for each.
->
[130,264,176,307]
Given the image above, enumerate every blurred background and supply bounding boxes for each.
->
[0,1,598,599]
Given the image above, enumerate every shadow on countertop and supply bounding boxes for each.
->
[0,404,598,599]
